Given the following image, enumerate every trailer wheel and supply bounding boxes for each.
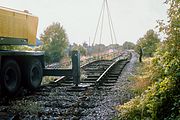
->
[1,59,21,95]
[25,58,42,90]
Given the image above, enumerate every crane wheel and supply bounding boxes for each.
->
[1,59,21,95]
[24,58,43,90]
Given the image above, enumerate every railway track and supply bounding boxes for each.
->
[0,51,132,119]
[45,51,131,89]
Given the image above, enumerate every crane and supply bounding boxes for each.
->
[0,6,80,96]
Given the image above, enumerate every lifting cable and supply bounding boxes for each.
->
[99,1,105,45]
[92,0,117,47]
[92,0,105,46]
[105,0,117,45]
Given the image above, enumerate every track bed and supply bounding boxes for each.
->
[0,51,134,120]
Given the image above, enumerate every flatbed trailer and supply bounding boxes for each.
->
[0,6,80,96]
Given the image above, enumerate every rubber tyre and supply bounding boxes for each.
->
[24,58,43,90]
[1,59,21,95]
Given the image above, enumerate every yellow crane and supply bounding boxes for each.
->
[0,6,38,45]
[0,6,80,96]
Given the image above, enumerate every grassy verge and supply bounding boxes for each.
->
[115,57,180,120]
[129,58,152,96]
[115,58,153,119]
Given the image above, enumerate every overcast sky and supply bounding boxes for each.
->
[0,0,168,45]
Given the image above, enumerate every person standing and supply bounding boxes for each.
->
[139,46,143,62]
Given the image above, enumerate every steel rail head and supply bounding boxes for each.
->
[95,58,123,86]
[81,59,112,69]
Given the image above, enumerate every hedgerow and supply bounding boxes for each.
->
[116,0,180,119]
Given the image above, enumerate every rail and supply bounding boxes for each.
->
[95,58,124,86]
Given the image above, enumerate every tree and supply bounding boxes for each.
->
[117,1,180,119]
[122,41,135,50]
[40,22,68,63]
[91,44,106,54]
[107,44,122,51]
[82,42,88,48]
[136,29,160,57]
[152,1,180,118]
[71,43,87,56]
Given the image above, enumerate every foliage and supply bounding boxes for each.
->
[78,42,122,56]
[117,0,180,119]
[70,43,87,56]
[130,58,152,96]
[107,44,122,50]
[11,100,42,114]
[136,29,160,57]
[82,42,89,48]
[92,44,106,54]
[122,41,135,50]
[41,76,57,85]
[117,77,179,120]
[40,22,68,63]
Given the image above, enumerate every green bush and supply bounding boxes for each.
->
[116,0,180,119]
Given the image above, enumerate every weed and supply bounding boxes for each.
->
[10,100,42,114]
[41,76,59,85]
[130,58,152,96]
